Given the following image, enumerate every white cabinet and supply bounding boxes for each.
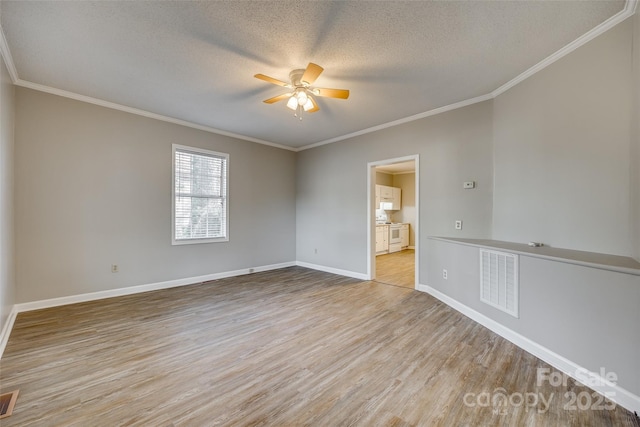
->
[375,225,389,254]
[400,224,409,248]
[380,185,393,199]
[376,185,401,210]
[391,187,401,210]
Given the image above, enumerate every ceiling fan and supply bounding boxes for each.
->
[254,63,349,120]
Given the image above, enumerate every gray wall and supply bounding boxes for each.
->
[293,16,640,275]
[427,238,640,398]
[295,15,640,402]
[492,20,635,257]
[633,12,640,262]
[14,88,297,303]
[425,20,640,402]
[0,53,15,331]
[296,101,494,276]
[3,2,637,399]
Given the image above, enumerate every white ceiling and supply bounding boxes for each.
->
[377,161,416,175]
[0,1,631,150]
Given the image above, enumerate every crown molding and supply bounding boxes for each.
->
[14,79,297,152]
[299,0,637,151]
[1,1,637,153]
[1,17,295,151]
[491,0,637,98]
[297,93,494,151]
[0,25,18,83]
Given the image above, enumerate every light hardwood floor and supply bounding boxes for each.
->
[1,267,637,426]
[376,249,415,289]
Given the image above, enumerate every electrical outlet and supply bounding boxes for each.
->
[442,269,448,280]
[455,220,462,230]
[111,264,119,273]
[249,268,255,273]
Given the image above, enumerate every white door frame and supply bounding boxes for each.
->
[367,155,420,288]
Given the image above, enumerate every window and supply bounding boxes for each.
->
[172,144,229,244]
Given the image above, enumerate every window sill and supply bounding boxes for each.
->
[172,237,229,245]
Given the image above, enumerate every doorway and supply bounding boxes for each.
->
[367,155,419,288]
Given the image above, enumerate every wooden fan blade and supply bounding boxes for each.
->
[263,93,291,104]
[301,63,324,85]
[254,74,290,87]
[307,96,320,113]
[315,87,350,99]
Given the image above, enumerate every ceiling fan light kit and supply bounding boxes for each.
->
[286,89,314,112]
[255,63,349,121]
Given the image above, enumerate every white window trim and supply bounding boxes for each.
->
[172,144,229,245]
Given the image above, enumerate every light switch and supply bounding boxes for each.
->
[463,181,475,189]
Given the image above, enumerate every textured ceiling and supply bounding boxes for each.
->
[0,1,628,149]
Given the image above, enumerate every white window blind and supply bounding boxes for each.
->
[480,249,519,318]
[172,144,229,244]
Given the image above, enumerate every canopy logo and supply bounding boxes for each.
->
[463,367,617,415]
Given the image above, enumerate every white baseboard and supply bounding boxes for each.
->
[11,261,297,315]
[0,306,18,359]
[7,263,636,413]
[1,260,356,359]
[13,261,297,314]
[1,262,297,359]
[418,283,640,414]
[295,261,369,280]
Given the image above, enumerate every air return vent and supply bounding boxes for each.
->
[480,249,519,318]
[0,390,19,419]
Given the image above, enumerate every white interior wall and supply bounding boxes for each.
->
[0,51,15,334]
[14,88,297,303]
[392,173,416,247]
